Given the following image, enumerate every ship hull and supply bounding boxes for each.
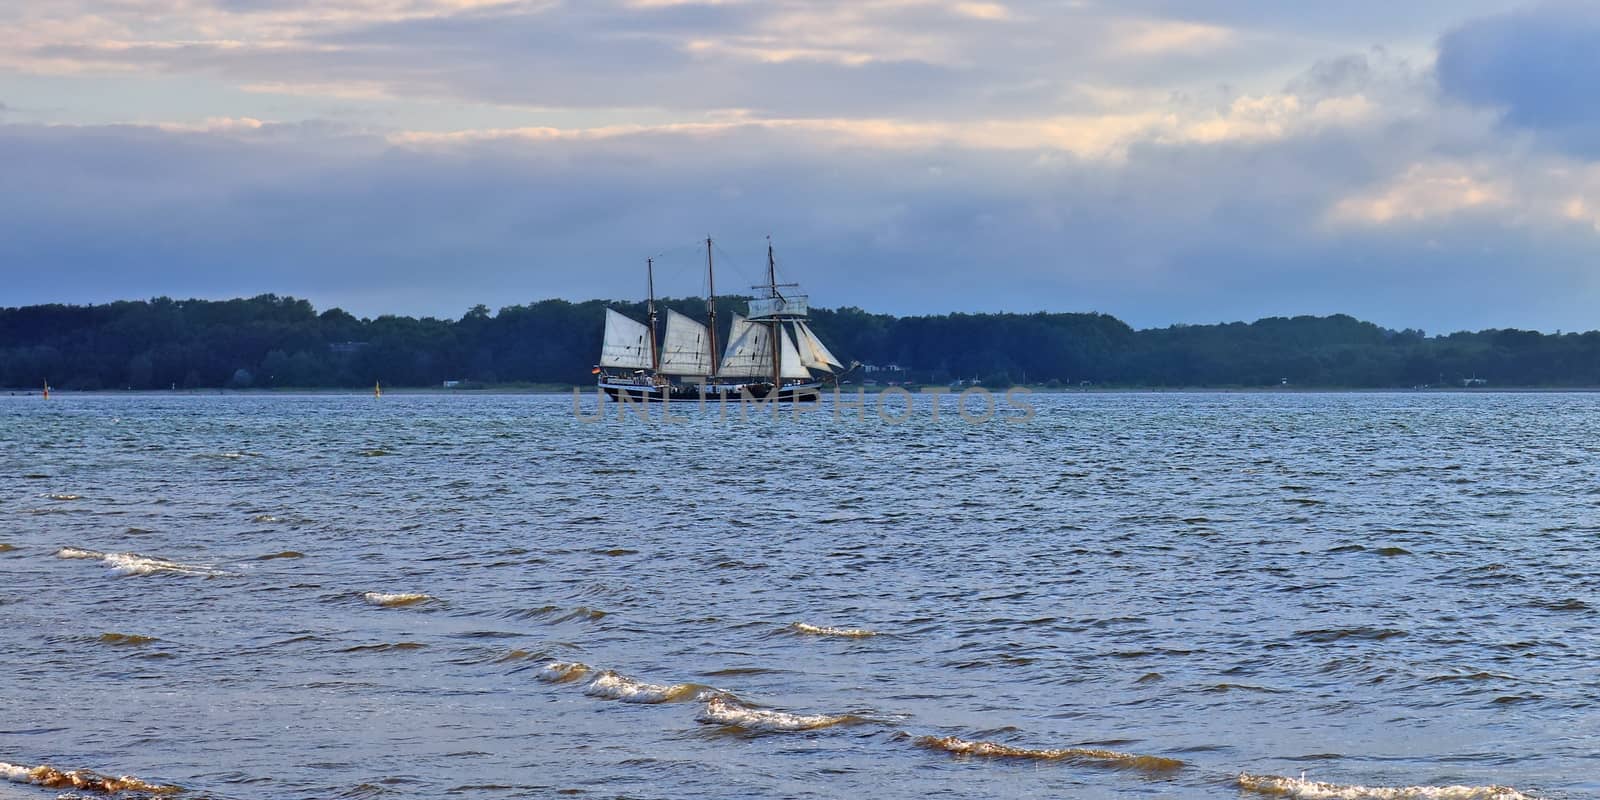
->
[757,383,821,403]
[598,382,677,403]
[598,381,820,404]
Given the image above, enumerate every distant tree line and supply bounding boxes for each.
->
[1,294,1597,390]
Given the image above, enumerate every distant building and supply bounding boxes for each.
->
[442,380,462,388]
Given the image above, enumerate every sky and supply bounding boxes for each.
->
[2,0,1598,332]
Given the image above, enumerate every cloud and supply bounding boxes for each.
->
[1,0,1287,121]
[1328,157,1600,235]
[1437,1,1600,150]
[22,2,988,118]
[3,45,1597,335]
[1111,20,1234,56]
[1328,162,1510,225]
[0,0,1525,125]
[952,3,1011,22]
[4,1,1600,334]
[378,81,1386,162]
[1117,0,1527,40]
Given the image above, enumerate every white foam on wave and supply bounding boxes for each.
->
[55,547,224,577]
[362,592,434,607]
[915,735,1184,773]
[791,622,878,638]
[583,669,708,703]
[696,695,857,732]
[1238,774,1533,800]
[0,760,180,794]
[103,553,221,577]
[534,661,714,704]
[534,661,856,731]
[536,661,593,683]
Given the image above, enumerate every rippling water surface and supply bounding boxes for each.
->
[2,392,1597,799]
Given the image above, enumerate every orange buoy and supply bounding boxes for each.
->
[42,380,50,400]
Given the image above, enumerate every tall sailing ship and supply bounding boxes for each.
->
[596,238,844,403]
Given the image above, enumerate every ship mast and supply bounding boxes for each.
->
[705,236,719,380]
[767,237,780,390]
[646,257,660,374]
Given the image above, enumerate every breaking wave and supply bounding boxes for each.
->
[97,633,159,646]
[339,642,428,653]
[534,661,709,702]
[1237,774,1532,799]
[552,606,608,622]
[508,605,610,623]
[363,591,434,607]
[583,669,711,703]
[696,695,860,732]
[1,760,181,794]
[913,735,1184,774]
[534,660,856,730]
[536,661,593,683]
[55,547,223,577]
[791,622,878,638]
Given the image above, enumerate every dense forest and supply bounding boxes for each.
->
[1,294,1597,389]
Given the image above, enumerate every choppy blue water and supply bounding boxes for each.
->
[1,392,1597,799]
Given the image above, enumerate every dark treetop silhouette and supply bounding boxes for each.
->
[1,294,1594,390]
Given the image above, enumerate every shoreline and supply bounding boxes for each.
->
[11,385,1600,396]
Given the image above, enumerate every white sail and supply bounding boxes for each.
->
[600,308,652,369]
[659,309,713,376]
[791,321,828,371]
[780,326,810,379]
[720,313,771,378]
[794,320,843,370]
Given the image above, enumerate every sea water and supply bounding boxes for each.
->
[0,392,1595,799]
